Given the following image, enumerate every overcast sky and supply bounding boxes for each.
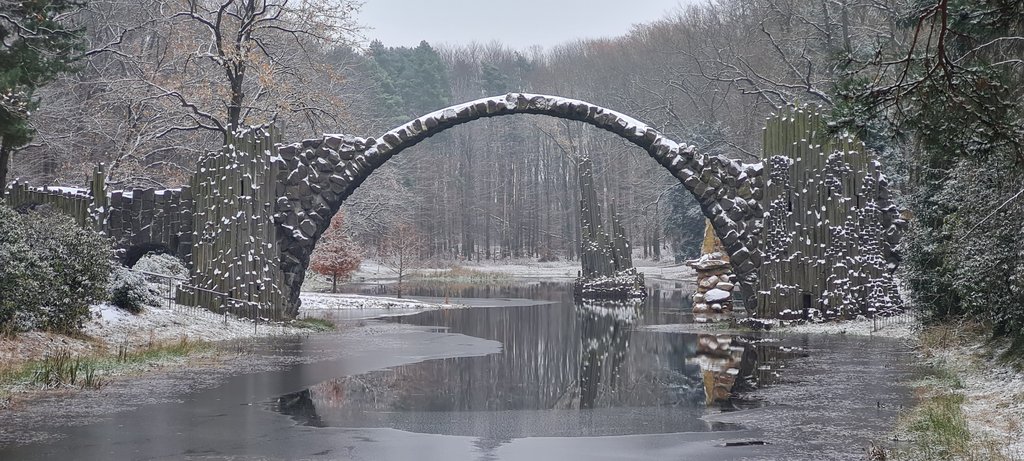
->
[357,0,692,50]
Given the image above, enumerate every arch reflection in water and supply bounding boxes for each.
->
[269,285,795,438]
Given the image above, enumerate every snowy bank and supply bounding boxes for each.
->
[1,301,310,366]
[774,315,920,340]
[299,292,455,311]
[345,258,697,283]
[84,302,305,349]
[923,340,1024,458]
[640,315,920,339]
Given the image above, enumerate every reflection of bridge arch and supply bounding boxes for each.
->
[271,93,766,315]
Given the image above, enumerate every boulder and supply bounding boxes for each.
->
[705,288,731,303]
[699,276,719,289]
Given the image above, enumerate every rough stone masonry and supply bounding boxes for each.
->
[270,93,771,316]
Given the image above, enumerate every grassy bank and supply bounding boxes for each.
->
[416,265,513,283]
[886,323,1023,460]
[1,336,212,409]
[290,317,336,332]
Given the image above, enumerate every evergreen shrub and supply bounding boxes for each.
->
[133,252,187,278]
[108,267,159,314]
[0,205,111,333]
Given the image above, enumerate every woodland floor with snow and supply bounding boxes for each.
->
[341,257,696,283]
[83,302,306,349]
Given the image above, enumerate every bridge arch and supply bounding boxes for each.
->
[271,93,765,316]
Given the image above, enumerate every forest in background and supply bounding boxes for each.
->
[3,0,1023,342]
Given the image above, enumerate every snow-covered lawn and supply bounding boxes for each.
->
[923,340,1024,458]
[299,292,453,310]
[84,302,305,349]
[1,300,309,367]
[4,292,456,364]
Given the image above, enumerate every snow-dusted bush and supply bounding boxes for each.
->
[108,267,159,314]
[1,206,111,333]
[134,252,187,278]
[0,205,45,333]
[21,209,112,332]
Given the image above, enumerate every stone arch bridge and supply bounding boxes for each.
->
[5,93,903,318]
[273,93,771,313]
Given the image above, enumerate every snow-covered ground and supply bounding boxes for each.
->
[774,315,920,340]
[346,258,696,282]
[928,342,1024,458]
[84,302,305,349]
[1,301,308,365]
[299,292,454,310]
[298,292,458,321]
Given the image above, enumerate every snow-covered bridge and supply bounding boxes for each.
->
[272,93,768,312]
[4,93,904,319]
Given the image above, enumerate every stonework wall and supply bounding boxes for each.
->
[4,174,193,267]
[106,187,193,265]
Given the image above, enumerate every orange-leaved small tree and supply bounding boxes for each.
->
[310,213,362,293]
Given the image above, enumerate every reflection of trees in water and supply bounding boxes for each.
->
[290,301,709,418]
[274,285,802,425]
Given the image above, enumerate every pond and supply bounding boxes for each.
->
[0,280,917,460]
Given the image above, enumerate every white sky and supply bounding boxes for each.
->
[357,0,693,50]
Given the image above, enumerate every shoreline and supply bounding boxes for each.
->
[0,292,453,414]
[5,278,1023,460]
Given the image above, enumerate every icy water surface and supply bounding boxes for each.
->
[272,281,770,438]
[0,280,917,460]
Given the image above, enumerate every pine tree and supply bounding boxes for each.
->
[369,40,451,119]
[0,0,84,188]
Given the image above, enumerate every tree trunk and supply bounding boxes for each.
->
[332,273,337,293]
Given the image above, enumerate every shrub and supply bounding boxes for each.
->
[133,252,187,278]
[0,206,45,333]
[0,205,111,334]
[20,210,112,332]
[108,267,159,314]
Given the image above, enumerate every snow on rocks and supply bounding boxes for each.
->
[705,288,731,303]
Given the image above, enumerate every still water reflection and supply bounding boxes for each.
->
[270,281,796,438]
